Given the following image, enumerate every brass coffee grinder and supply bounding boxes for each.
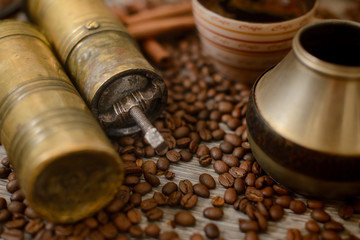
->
[25,0,168,152]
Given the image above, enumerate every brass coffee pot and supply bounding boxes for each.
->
[247,20,360,199]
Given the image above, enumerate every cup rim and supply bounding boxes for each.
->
[193,0,319,27]
[293,19,360,78]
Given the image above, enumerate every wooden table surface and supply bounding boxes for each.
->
[1,0,360,239]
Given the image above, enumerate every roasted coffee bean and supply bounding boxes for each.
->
[180,150,192,162]
[145,223,160,238]
[157,157,170,171]
[307,199,324,209]
[229,167,247,179]
[232,147,245,159]
[275,195,293,208]
[233,178,246,194]
[199,154,212,166]
[7,201,25,213]
[177,137,191,148]
[158,231,179,240]
[1,229,24,240]
[321,230,341,240]
[218,173,235,188]
[286,228,302,240]
[256,202,269,219]
[127,209,142,224]
[0,209,12,222]
[323,221,345,232]
[129,225,143,238]
[8,172,16,181]
[290,200,307,214]
[219,142,234,154]
[199,128,212,141]
[189,140,199,153]
[218,101,234,113]
[224,188,237,204]
[164,171,175,180]
[179,179,193,194]
[162,182,178,196]
[166,150,181,163]
[24,207,39,219]
[133,182,152,196]
[255,176,274,189]
[5,218,27,229]
[251,161,262,176]
[118,136,135,146]
[144,173,160,187]
[245,173,256,186]
[222,155,239,167]
[305,220,320,233]
[239,220,259,232]
[54,225,73,236]
[210,147,223,160]
[1,157,10,167]
[244,231,259,240]
[338,204,354,220]
[196,144,210,157]
[211,196,225,208]
[190,233,205,240]
[98,223,118,239]
[212,129,225,140]
[6,179,20,193]
[97,211,108,225]
[174,126,190,139]
[0,167,11,179]
[311,209,331,223]
[174,211,196,227]
[273,184,290,195]
[203,207,223,220]
[124,175,140,186]
[246,203,257,220]
[153,192,168,206]
[140,198,157,212]
[239,160,252,173]
[224,133,242,147]
[261,186,275,198]
[245,187,263,202]
[142,160,157,174]
[0,197,6,210]
[84,217,98,229]
[168,191,182,207]
[146,208,164,221]
[193,183,210,198]
[10,189,25,202]
[213,161,229,174]
[181,193,198,209]
[269,205,284,221]
[204,223,220,239]
[199,173,216,189]
[25,218,44,235]
[263,198,273,209]
[254,211,267,232]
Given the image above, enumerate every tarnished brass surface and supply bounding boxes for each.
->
[25,0,167,136]
[246,20,360,198]
[254,20,360,156]
[0,20,124,223]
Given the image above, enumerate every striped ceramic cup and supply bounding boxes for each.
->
[192,0,318,85]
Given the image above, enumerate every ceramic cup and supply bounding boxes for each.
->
[192,0,318,85]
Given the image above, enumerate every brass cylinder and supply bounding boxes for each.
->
[0,20,124,223]
[25,0,167,137]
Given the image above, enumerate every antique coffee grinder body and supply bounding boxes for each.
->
[25,0,168,151]
[0,20,124,223]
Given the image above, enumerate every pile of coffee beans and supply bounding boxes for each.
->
[0,0,359,239]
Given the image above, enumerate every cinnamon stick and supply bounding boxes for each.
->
[122,1,193,25]
[142,38,172,69]
[127,15,195,40]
